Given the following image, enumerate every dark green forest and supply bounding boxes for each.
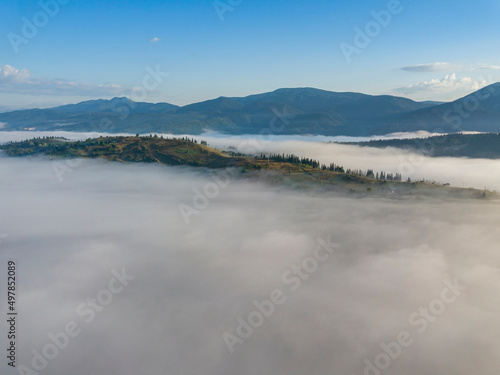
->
[346,133,500,159]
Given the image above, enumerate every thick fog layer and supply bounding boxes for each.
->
[196,133,500,191]
[1,131,498,190]
[1,155,499,375]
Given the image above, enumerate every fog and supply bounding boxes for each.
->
[2,131,499,191]
[196,133,500,191]
[1,151,500,375]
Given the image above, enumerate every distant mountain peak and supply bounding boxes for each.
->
[1,85,499,136]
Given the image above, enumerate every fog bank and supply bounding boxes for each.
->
[1,156,499,375]
[2,131,498,190]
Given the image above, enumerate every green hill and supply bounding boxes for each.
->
[0,135,494,199]
[0,135,233,167]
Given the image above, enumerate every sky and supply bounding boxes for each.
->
[1,0,500,109]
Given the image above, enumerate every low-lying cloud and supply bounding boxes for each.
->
[195,134,500,191]
[394,73,487,97]
[401,62,457,72]
[0,148,499,375]
[400,62,500,73]
[0,64,123,97]
[2,131,500,191]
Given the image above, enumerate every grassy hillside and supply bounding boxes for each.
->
[1,135,494,199]
[0,135,233,167]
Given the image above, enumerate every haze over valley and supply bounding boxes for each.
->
[1,153,500,375]
[2,0,500,374]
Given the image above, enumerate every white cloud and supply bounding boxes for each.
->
[477,65,500,70]
[401,62,500,73]
[150,37,161,44]
[0,64,123,97]
[401,62,458,73]
[394,73,488,96]
[0,64,30,82]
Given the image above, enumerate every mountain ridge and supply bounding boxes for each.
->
[1,84,499,136]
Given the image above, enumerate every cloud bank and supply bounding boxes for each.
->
[394,73,488,96]
[0,150,500,375]
[400,62,500,73]
[401,62,457,72]
[194,134,500,191]
[0,64,123,97]
[2,131,500,191]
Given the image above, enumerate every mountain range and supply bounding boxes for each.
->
[1,83,499,136]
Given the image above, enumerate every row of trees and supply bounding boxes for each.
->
[365,169,403,181]
[7,134,210,147]
[134,134,208,145]
[262,153,403,181]
[5,136,67,145]
[262,153,323,169]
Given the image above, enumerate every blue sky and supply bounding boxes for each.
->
[1,0,499,109]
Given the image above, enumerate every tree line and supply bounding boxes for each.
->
[262,153,403,181]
